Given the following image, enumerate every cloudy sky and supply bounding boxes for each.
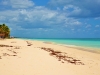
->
[0,0,100,38]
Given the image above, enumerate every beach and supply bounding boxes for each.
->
[0,39,100,75]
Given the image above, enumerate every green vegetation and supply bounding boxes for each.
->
[0,24,10,38]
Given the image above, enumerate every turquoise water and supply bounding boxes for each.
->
[21,38,100,49]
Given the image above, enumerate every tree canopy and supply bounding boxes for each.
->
[0,24,10,38]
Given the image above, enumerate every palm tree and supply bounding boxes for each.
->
[0,24,10,38]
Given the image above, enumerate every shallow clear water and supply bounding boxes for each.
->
[20,38,100,49]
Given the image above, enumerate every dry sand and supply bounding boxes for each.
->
[0,39,100,75]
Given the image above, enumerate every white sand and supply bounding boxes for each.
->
[0,39,100,75]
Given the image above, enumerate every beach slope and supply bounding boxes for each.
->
[0,39,100,75]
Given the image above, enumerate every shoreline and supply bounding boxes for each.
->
[1,38,100,54]
[57,44,100,54]
[21,38,100,49]
[0,38,100,75]
[33,40,100,54]
[18,38,100,53]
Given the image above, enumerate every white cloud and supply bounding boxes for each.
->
[95,17,100,20]
[0,5,83,31]
[1,0,34,8]
[48,0,100,18]
[72,21,82,25]
[0,16,6,21]
[0,10,19,17]
[63,5,80,11]
[86,25,91,28]
[95,25,100,27]
[11,0,34,8]
[71,29,74,31]
[48,0,73,6]
[9,17,18,22]
[1,1,8,5]
[63,5,82,17]
[1,0,100,38]
[57,7,60,11]
[65,18,82,26]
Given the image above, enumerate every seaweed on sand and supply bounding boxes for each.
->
[40,47,84,65]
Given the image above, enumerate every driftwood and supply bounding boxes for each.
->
[40,47,84,65]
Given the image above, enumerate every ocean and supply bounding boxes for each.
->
[21,38,100,49]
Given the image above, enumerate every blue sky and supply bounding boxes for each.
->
[0,0,100,38]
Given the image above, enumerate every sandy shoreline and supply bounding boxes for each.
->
[0,39,100,75]
[43,41,100,53]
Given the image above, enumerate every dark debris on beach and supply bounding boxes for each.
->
[0,56,2,59]
[40,47,84,65]
[0,44,13,47]
[3,53,17,56]
[0,44,18,59]
[26,41,33,46]
[0,44,21,49]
